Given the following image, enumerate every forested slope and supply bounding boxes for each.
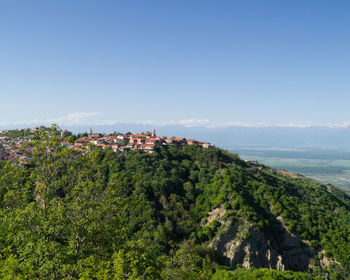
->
[0,129,349,279]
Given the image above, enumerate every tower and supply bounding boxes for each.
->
[152,128,156,137]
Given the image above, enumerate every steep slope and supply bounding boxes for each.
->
[198,162,350,278]
[0,132,349,279]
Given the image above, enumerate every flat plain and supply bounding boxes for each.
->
[234,148,350,192]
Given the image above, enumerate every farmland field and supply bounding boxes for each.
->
[233,148,350,192]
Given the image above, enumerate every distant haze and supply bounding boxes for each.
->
[2,123,350,150]
[48,124,350,151]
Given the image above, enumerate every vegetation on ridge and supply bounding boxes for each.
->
[0,126,349,279]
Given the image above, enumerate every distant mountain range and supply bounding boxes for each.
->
[53,124,350,150]
[3,123,350,150]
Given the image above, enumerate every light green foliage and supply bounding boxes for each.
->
[212,268,319,280]
[0,126,348,278]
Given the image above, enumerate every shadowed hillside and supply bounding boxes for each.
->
[0,128,349,279]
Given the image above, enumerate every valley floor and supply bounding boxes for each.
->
[234,148,350,192]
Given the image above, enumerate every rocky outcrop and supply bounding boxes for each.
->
[203,204,226,226]
[208,207,315,271]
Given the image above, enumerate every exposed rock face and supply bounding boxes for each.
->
[318,250,341,270]
[208,207,314,271]
[204,205,226,226]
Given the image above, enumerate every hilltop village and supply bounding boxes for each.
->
[0,127,212,163]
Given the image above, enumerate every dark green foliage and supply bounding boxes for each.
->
[212,268,319,279]
[0,127,349,279]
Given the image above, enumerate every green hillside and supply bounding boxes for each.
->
[0,128,349,279]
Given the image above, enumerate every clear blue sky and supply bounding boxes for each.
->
[0,0,349,128]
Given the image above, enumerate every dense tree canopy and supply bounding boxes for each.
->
[0,127,349,279]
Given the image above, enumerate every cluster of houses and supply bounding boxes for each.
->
[0,127,54,163]
[244,159,258,165]
[63,129,212,153]
[0,135,34,163]
[0,127,213,164]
